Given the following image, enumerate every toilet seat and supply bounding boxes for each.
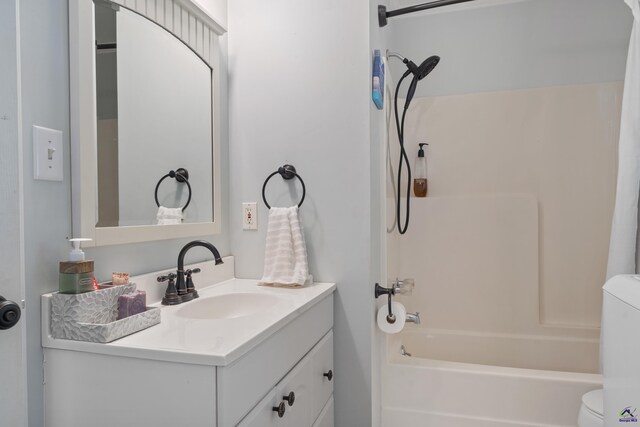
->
[578,389,603,427]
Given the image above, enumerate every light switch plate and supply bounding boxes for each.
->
[33,125,63,181]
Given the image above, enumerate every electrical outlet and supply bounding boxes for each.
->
[242,202,257,230]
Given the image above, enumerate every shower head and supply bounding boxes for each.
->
[415,55,440,80]
[403,56,440,109]
[387,50,440,81]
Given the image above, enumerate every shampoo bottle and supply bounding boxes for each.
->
[59,238,95,294]
[414,143,428,197]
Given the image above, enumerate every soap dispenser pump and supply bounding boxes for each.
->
[414,143,428,197]
[59,238,95,294]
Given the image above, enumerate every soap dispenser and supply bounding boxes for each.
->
[59,238,95,294]
[414,143,428,197]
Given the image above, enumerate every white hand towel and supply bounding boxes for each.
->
[259,206,311,287]
[157,206,183,225]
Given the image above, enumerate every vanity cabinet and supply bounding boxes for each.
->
[42,282,335,427]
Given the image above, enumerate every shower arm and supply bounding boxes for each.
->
[378,0,476,27]
[386,51,406,63]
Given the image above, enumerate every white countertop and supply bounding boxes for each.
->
[42,274,335,366]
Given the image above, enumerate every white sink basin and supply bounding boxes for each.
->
[175,293,282,320]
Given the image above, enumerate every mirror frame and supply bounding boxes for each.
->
[69,0,226,247]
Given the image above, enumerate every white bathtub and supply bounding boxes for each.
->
[382,329,602,427]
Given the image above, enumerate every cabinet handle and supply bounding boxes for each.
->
[323,369,333,381]
[282,391,295,406]
[272,401,286,418]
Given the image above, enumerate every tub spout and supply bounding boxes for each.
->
[406,312,420,325]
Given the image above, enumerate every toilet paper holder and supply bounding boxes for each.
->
[374,283,397,324]
[375,278,415,324]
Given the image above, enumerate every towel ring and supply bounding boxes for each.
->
[154,168,192,212]
[262,164,306,209]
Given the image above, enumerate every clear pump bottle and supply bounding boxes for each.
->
[413,143,428,197]
[59,238,95,294]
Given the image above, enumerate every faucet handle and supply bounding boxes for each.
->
[185,268,201,277]
[157,272,177,283]
[185,268,200,299]
[393,278,415,295]
[158,273,181,305]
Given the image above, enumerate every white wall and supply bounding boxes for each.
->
[227,0,376,425]
[19,2,72,426]
[17,1,231,425]
[387,0,631,97]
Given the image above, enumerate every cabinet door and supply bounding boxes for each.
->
[312,397,334,427]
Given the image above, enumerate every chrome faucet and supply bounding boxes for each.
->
[158,240,223,305]
[406,312,421,325]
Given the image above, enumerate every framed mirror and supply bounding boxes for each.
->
[69,0,226,246]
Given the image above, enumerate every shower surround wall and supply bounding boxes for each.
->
[381,4,628,424]
[386,0,629,360]
[391,82,621,353]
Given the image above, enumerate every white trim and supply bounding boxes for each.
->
[111,0,225,67]
[174,0,226,36]
[14,1,28,424]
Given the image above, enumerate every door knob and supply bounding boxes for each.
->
[323,370,333,381]
[0,296,21,330]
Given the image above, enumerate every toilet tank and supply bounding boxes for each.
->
[603,275,640,425]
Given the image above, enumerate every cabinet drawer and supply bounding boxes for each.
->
[218,295,333,427]
[238,331,334,427]
[312,396,334,427]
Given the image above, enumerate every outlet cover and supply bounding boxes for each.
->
[242,202,257,230]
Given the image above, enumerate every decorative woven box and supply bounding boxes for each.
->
[50,283,161,343]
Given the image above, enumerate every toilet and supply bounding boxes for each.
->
[578,275,640,427]
[578,389,603,427]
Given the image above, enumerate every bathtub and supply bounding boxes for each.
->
[381,329,602,427]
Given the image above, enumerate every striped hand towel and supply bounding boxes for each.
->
[259,206,311,287]
[157,206,183,225]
